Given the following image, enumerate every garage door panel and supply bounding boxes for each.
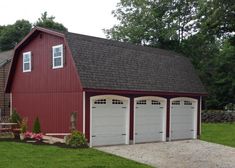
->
[171,131,193,140]
[136,125,162,133]
[92,134,126,146]
[170,98,196,140]
[135,98,166,143]
[93,125,125,134]
[91,97,128,146]
[136,133,163,142]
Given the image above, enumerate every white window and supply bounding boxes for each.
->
[112,99,123,104]
[184,101,192,105]
[137,100,147,105]
[52,44,63,69]
[23,52,31,72]
[172,100,180,105]
[94,99,106,104]
[152,100,161,105]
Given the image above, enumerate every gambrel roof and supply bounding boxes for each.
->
[6,27,206,94]
[65,32,206,94]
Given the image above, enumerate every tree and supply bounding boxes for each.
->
[35,12,68,32]
[105,0,235,109]
[104,0,199,51]
[33,117,41,133]
[0,20,32,51]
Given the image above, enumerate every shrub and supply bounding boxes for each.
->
[18,117,28,133]
[24,131,33,139]
[33,117,41,133]
[10,109,22,123]
[65,130,88,148]
[24,131,43,141]
[32,133,43,141]
[202,110,234,123]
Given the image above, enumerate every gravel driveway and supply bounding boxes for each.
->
[97,140,235,168]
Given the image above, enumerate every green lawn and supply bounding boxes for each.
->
[201,123,235,147]
[0,141,151,168]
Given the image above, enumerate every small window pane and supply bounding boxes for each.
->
[152,100,161,105]
[112,99,123,104]
[24,63,30,71]
[172,101,180,105]
[137,100,147,105]
[184,101,192,105]
[94,99,106,104]
[24,54,30,62]
[54,57,62,67]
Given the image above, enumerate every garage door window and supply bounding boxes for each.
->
[112,99,123,104]
[137,100,146,105]
[172,100,180,105]
[184,101,192,105]
[151,100,161,105]
[94,99,106,104]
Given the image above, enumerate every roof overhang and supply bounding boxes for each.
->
[83,88,208,97]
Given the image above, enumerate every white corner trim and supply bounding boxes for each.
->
[10,93,13,115]
[200,96,202,135]
[83,91,85,134]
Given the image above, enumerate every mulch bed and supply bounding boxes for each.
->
[0,138,86,149]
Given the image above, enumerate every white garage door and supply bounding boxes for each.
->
[135,97,166,143]
[170,98,197,140]
[91,96,129,146]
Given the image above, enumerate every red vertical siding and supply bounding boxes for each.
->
[11,32,83,133]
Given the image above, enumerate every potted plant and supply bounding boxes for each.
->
[18,118,28,140]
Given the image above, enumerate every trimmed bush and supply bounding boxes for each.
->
[202,110,234,123]
[65,130,88,148]
[33,117,41,133]
[10,109,22,123]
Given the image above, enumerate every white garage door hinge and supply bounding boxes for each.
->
[159,131,163,134]
[135,133,138,135]
[122,107,126,108]
[92,135,96,137]
[190,129,194,131]
[92,107,96,108]
[160,107,164,108]
[122,133,126,136]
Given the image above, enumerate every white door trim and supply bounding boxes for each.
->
[89,95,130,147]
[169,97,198,140]
[134,96,167,144]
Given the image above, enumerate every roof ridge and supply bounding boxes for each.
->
[65,31,183,58]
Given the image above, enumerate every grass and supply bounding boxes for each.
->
[201,122,235,148]
[0,141,151,168]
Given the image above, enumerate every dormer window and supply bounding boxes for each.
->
[23,51,31,72]
[52,44,63,69]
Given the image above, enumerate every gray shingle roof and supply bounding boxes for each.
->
[65,32,206,94]
[0,50,13,67]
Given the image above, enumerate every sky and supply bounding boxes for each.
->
[0,0,119,38]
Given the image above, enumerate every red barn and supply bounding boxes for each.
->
[6,27,206,146]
